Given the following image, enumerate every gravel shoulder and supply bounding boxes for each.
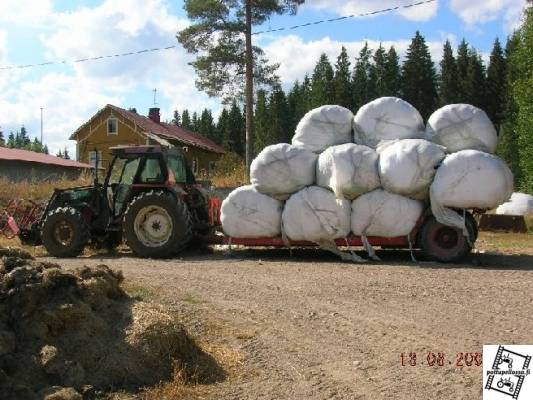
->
[46,247,533,399]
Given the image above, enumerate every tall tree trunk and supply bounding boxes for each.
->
[245,0,254,177]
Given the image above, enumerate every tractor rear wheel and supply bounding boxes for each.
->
[123,190,192,258]
[41,207,89,257]
[418,212,477,263]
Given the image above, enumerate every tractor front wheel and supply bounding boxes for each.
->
[41,207,89,257]
[123,190,192,258]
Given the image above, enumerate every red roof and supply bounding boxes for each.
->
[106,105,225,154]
[0,147,93,169]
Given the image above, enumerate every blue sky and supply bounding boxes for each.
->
[0,0,527,159]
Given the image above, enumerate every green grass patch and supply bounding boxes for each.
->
[123,283,157,301]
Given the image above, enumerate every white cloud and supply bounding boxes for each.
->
[0,0,221,157]
[449,0,526,31]
[0,0,54,27]
[303,0,439,22]
[264,35,445,88]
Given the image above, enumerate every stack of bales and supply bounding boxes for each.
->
[221,97,513,259]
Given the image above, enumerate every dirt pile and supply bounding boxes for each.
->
[0,247,212,400]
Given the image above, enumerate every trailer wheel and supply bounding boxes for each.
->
[418,212,477,263]
[123,190,192,258]
[41,207,89,257]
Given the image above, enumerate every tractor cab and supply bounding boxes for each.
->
[104,145,194,219]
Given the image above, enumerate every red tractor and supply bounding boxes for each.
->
[10,145,218,258]
[2,145,478,262]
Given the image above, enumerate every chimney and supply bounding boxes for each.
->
[148,107,160,123]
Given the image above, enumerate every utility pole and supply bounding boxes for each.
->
[153,88,158,106]
[244,0,254,178]
[40,107,43,143]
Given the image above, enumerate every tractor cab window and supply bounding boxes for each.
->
[166,154,187,183]
[108,157,140,185]
[138,157,163,183]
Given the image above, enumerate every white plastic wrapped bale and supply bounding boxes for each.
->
[377,139,446,200]
[430,150,513,234]
[250,143,317,200]
[282,186,351,242]
[353,97,425,148]
[221,185,283,238]
[426,104,497,153]
[351,189,424,237]
[496,192,533,216]
[316,143,380,200]
[292,105,353,153]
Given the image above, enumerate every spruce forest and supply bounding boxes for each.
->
[173,11,533,194]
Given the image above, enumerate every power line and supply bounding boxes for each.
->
[0,45,178,71]
[253,0,436,35]
[0,0,436,71]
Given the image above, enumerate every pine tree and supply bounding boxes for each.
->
[198,109,215,141]
[383,46,401,97]
[513,7,533,192]
[254,89,270,152]
[465,49,487,109]
[63,147,70,160]
[20,126,30,148]
[439,40,459,105]
[0,129,4,146]
[371,44,387,98]
[216,108,230,146]
[43,145,49,155]
[181,110,192,130]
[400,31,438,120]
[268,84,291,144]
[191,112,199,132]
[227,100,245,156]
[333,47,353,110]
[486,38,507,129]
[7,132,15,148]
[352,43,373,110]
[172,110,181,126]
[497,34,521,184]
[310,53,335,107]
[456,39,470,102]
[56,149,63,158]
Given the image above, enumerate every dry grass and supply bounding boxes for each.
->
[476,231,533,255]
[201,152,247,188]
[0,173,92,206]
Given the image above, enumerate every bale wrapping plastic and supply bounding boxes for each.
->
[221,185,283,238]
[377,139,446,200]
[353,97,424,148]
[316,143,380,200]
[250,143,317,200]
[282,186,351,242]
[430,150,513,232]
[351,189,424,237]
[426,104,497,153]
[496,192,533,216]
[292,105,353,153]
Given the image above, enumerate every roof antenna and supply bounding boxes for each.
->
[152,88,158,106]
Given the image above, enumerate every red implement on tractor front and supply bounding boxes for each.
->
[0,199,45,242]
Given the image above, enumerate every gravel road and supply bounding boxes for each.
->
[48,248,533,399]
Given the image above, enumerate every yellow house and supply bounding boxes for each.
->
[70,104,225,176]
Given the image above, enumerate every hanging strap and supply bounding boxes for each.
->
[361,234,381,261]
[407,233,417,263]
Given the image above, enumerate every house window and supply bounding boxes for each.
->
[192,158,198,175]
[88,150,103,169]
[107,118,118,135]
